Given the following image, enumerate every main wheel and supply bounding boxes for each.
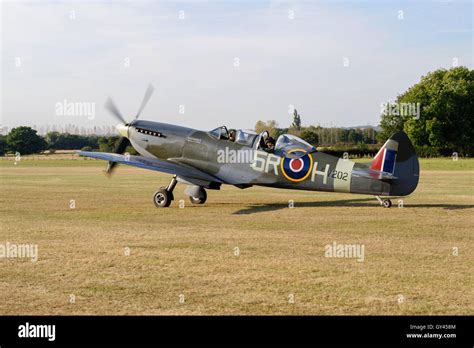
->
[382,199,392,208]
[153,188,173,208]
[189,188,207,205]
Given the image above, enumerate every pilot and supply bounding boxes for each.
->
[229,129,236,142]
[264,137,276,152]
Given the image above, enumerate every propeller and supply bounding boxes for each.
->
[104,97,127,125]
[104,137,130,174]
[135,84,155,120]
[104,84,155,175]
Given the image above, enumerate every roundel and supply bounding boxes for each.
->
[280,148,313,182]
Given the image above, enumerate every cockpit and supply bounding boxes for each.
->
[209,126,230,140]
[209,126,258,147]
[235,129,258,147]
[208,126,316,155]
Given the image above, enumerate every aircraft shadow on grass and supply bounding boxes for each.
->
[232,198,474,215]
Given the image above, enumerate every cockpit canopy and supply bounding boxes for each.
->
[275,134,316,152]
[209,126,230,140]
[209,126,258,146]
[208,126,316,154]
[235,129,258,146]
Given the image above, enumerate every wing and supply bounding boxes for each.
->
[352,167,398,180]
[78,151,223,183]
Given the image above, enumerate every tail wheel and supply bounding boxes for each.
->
[382,199,392,208]
[153,188,173,208]
[189,188,207,205]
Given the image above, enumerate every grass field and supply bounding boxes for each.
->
[0,156,473,315]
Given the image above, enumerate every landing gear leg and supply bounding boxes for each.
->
[153,175,177,208]
[375,196,392,208]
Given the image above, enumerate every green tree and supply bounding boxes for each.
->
[45,132,99,150]
[362,128,377,144]
[0,135,7,155]
[291,109,301,130]
[254,120,266,134]
[300,127,319,146]
[254,120,279,138]
[45,131,61,149]
[6,127,46,155]
[98,136,120,152]
[347,129,363,144]
[357,141,368,152]
[378,66,473,155]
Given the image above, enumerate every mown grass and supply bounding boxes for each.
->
[0,157,472,315]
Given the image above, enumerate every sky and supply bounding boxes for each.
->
[1,0,472,131]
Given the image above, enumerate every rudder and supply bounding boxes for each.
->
[373,131,419,196]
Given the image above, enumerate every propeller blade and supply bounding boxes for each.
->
[105,161,117,175]
[134,84,155,120]
[105,137,131,175]
[115,137,131,154]
[105,97,127,125]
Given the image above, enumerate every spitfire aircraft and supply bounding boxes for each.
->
[79,85,419,208]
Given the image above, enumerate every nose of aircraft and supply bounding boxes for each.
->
[116,124,129,138]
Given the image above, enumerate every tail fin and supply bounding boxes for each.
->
[371,131,419,196]
[371,137,399,174]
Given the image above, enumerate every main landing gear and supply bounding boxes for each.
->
[189,188,207,205]
[375,196,392,208]
[153,175,207,208]
[153,175,177,208]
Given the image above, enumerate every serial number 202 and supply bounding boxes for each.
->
[330,170,348,181]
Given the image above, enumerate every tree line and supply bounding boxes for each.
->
[0,129,130,155]
[255,117,377,147]
[0,125,378,157]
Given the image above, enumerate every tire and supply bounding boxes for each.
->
[189,188,207,205]
[382,199,392,208]
[153,188,172,208]
[159,186,174,201]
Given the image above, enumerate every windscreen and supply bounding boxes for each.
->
[275,134,316,152]
[235,130,258,147]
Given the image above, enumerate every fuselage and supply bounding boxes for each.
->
[126,120,394,196]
